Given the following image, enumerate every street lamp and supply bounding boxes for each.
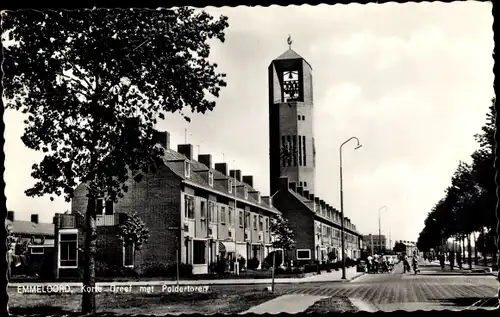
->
[339,136,362,280]
[378,206,388,254]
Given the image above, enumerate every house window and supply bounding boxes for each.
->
[304,182,307,188]
[193,240,206,265]
[245,213,250,228]
[265,218,269,232]
[302,115,305,120]
[96,198,105,215]
[228,207,233,226]
[220,206,226,224]
[60,233,78,268]
[208,171,214,187]
[184,161,191,178]
[201,201,207,220]
[299,181,303,186]
[208,202,216,223]
[123,241,134,267]
[239,210,243,227]
[31,247,44,255]
[259,216,263,231]
[184,195,195,219]
[297,249,311,260]
[253,215,257,230]
[244,186,248,199]
[105,200,114,215]
[228,180,233,194]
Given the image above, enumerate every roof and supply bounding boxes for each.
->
[284,188,361,236]
[5,219,54,237]
[162,148,280,215]
[273,48,312,69]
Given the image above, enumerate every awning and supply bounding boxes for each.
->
[219,241,236,253]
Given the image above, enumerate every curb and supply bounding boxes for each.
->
[348,272,366,282]
[349,297,376,312]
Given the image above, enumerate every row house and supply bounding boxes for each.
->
[52,130,281,278]
[272,176,362,264]
[6,211,55,255]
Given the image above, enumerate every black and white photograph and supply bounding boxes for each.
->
[2,1,498,315]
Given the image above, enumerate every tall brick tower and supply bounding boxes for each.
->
[269,36,316,195]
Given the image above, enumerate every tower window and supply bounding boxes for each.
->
[292,135,297,166]
[302,136,307,166]
[298,115,301,121]
[304,182,307,187]
[299,181,303,186]
[286,136,292,166]
[302,115,305,120]
[282,70,300,102]
[298,136,302,166]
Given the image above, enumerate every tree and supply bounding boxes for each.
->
[269,215,295,265]
[3,8,228,314]
[117,212,150,252]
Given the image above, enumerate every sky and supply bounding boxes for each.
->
[3,2,494,244]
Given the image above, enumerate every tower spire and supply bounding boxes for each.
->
[287,34,292,49]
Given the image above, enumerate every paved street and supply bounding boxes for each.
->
[266,262,500,311]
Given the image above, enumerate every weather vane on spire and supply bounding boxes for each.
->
[287,34,293,49]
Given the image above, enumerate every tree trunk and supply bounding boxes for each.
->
[467,234,472,269]
[461,236,465,261]
[483,228,488,266]
[82,197,97,314]
[473,231,478,265]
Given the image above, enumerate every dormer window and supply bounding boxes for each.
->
[208,171,214,187]
[184,161,191,178]
[244,186,248,199]
[257,195,261,204]
[228,180,233,194]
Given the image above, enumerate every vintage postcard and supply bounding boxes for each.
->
[2,1,498,315]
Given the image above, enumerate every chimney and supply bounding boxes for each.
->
[303,190,310,200]
[320,200,325,209]
[153,130,170,149]
[279,176,289,192]
[242,175,254,187]
[31,214,39,224]
[289,181,297,192]
[262,196,270,206]
[177,144,193,160]
[198,154,213,168]
[7,211,14,221]
[309,193,315,201]
[214,163,228,175]
[325,204,330,216]
[296,186,303,196]
[229,170,242,182]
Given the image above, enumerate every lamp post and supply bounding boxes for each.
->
[167,226,181,286]
[378,206,388,254]
[339,136,362,280]
[269,189,280,293]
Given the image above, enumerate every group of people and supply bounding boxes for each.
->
[402,254,419,274]
[366,254,394,274]
[437,251,463,270]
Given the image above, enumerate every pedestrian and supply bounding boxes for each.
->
[439,253,445,270]
[457,251,462,270]
[449,251,455,270]
[367,255,373,274]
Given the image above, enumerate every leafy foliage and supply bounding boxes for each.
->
[270,215,295,251]
[416,98,497,256]
[2,8,228,314]
[117,212,150,251]
[2,8,228,202]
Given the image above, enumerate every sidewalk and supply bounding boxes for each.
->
[423,260,498,275]
[9,267,365,288]
[240,268,365,314]
[242,294,328,314]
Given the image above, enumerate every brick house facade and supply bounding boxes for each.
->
[53,132,281,277]
[273,176,362,264]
